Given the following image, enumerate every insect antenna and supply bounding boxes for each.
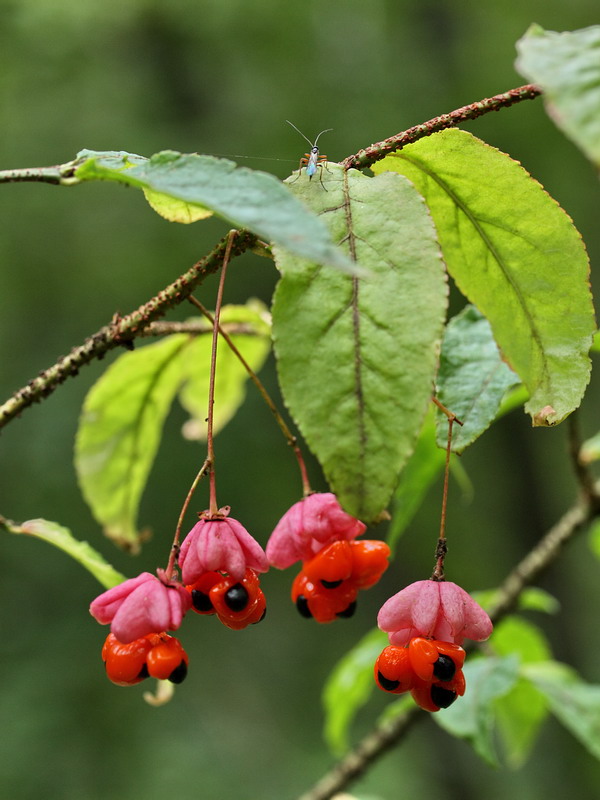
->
[286,120,333,149]
[313,127,333,147]
[285,120,314,148]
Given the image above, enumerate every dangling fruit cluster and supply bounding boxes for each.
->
[102,632,189,687]
[292,539,390,623]
[186,568,266,630]
[374,637,466,711]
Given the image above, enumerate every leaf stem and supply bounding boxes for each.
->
[188,296,313,496]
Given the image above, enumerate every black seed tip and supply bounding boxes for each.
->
[433,654,456,682]
[431,685,458,709]
[321,579,343,589]
[225,583,250,612]
[253,608,267,624]
[168,660,188,684]
[296,595,313,618]
[191,589,213,612]
[336,601,357,618]
[377,671,400,692]
[137,663,150,681]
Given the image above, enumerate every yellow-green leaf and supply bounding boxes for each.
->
[374,130,595,425]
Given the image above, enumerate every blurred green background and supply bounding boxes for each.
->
[1,1,600,799]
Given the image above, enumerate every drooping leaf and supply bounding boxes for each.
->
[388,406,445,550]
[75,304,271,552]
[142,188,212,223]
[523,661,600,761]
[374,129,595,426]
[435,305,520,452]
[516,24,600,168]
[5,518,125,589]
[178,302,271,440]
[322,627,388,755]
[72,149,354,273]
[75,335,190,552]
[434,655,520,766]
[272,164,447,521]
[492,617,551,767]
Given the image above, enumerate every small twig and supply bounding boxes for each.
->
[431,395,463,426]
[298,482,599,800]
[141,320,262,337]
[341,84,542,171]
[0,231,257,431]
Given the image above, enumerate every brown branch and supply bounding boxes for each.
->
[298,482,599,800]
[341,84,542,171]
[0,83,541,431]
[0,230,257,430]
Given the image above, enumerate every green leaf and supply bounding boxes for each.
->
[322,628,388,755]
[5,518,125,589]
[75,335,191,552]
[523,661,600,760]
[434,656,520,766]
[178,302,271,440]
[75,303,269,551]
[435,305,520,452]
[491,617,551,766]
[516,25,600,168]
[73,149,354,274]
[272,164,447,521]
[142,188,213,223]
[388,406,445,550]
[373,130,595,426]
